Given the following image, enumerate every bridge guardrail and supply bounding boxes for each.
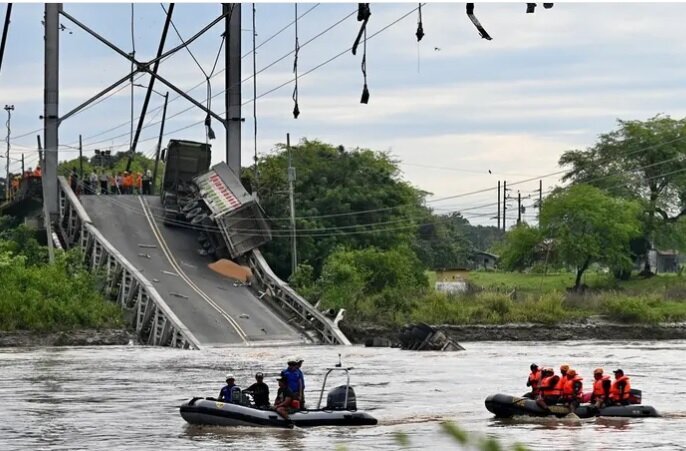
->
[57,176,200,349]
[248,249,351,345]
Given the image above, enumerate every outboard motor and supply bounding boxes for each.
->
[629,388,642,405]
[326,385,357,410]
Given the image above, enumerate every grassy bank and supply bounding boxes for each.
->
[0,249,124,332]
[410,272,686,326]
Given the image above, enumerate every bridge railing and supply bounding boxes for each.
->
[57,176,200,349]
[248,249,351,345]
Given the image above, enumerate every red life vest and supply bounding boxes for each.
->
[609,376,631,401]
[593,375,611,397]
[555,374,567,394]
[563,375,584,400]
[540,375,562,396]
[528,370,542,393]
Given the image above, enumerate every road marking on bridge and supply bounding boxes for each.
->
[138,196,249,344]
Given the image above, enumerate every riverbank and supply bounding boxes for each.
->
[340,320,686,345]
[0,329,135,347]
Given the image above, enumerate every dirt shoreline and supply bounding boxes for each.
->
[0,329,136,348]
[340,321,686,345]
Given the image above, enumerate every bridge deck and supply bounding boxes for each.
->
[80,195,304,347]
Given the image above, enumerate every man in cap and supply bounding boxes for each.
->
[218,373,241,403]
[273,376,295,421]
[245,372,270,409]
[525,363,542,399]
[295,357,306,407]
[609,369,631,405]
[281,358,303,407]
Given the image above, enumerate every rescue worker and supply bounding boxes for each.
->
[555,364,570,398]
[218,374,241,403]
[33,166,41,178]
[273,376,295,422]
[122,171,134,195]
[281,358,302,408]
[245,372,270,409]
[295,357,306,407]
[562,368,584,413]
[609,369,631,405]
[536,367,561,411]
[525,363,542,399]
[590,368,611,409]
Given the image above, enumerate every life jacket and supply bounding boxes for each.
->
[592,375,611,397]
[528,370,542,393]
[609,376,631,401]
[554,374,567,394]
[540,375,562,396]
[33,167,42,177]
[563,375,584,400]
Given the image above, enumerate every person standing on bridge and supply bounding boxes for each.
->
[98,170,108,195]
[70,167,79,194]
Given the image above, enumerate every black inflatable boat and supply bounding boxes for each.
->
[485,393,660,419]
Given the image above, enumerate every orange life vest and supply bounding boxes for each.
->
[123,174,134,188]
[592,375,611,397]
[563,375,584,400]
[555,374,567,394]
[609,376,631,401]
[528,370,542,393]
[33,167,42,177]
[540,375,562,396]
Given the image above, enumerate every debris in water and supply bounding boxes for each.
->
[239,314,250,319]
[137,253,151,259]
[138,244,157,249]
[170,292,189,299]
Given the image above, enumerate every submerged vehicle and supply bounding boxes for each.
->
[180,366,378,428]
[485,393,660,419]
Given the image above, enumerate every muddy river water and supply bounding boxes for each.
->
[1,340,685,450]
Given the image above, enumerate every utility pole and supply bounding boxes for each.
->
[502,180,507,231]
[152,91,169,195]
[37,135,42,167]
[4,104,13,197]
[43,3,59,219]
[538,179,543,222]
[225,3,242,174]
[78,134,83,179]
[287,133,297,276]
[517,190,522,225]
[497,180,501,229]
[21,153,24,174]
[0,4,12,76]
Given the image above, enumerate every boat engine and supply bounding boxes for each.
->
[326,385,357,410]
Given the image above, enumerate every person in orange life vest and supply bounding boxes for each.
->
[609,369,631,405]
[554,364,570,397]
[135,172,143,194]
[525,363,542,399]
[122,172,134,194]
[33,166,42,178]
[562,369,584,413]
[590,368,611,409]
[536,367,562,411]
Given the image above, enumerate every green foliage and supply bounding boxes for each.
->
[241,139,427,279]
[541,184,642,288]
[495,224,543,272]
[413,212,479,270]
[317,246,428,324]
[58,151,163,178]
[0,223,47,266]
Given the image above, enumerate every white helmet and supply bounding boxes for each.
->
[225,373,235,380]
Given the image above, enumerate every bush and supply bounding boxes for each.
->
[601,297,660,324]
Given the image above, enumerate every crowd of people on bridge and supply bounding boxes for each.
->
[218,357,306,421]
[68,167,154,196]
[525,363,633,413]
[2,166,42,202]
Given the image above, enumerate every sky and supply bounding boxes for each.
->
[2,2,686,226]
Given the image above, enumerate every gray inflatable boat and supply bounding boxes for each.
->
[180,367,378,428]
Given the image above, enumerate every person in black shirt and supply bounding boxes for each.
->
[274,376,294,420]
[245,372,270,408]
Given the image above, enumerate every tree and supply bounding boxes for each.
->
[413,212,475,269]
[559,115,686,273]
[241,139,426,279]
[496,223,543,272]
[540,184,642,290]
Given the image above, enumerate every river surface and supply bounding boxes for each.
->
[1,340,685,450]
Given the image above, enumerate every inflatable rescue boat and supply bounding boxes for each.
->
[485,393,660,419]
[180,366,378,428]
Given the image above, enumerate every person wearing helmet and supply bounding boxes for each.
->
[590,368,611,409]
[218,373,241,403]
[525,363,542,399]
[562,369,584,414]
[245,372,270,408]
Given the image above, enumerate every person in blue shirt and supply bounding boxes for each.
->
[281,359,302,408]
[218,374,241,403]
[295,357,306,407]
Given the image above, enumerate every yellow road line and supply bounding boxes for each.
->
[138,196,249,344]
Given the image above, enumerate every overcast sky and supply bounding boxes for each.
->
[2,2,686,226]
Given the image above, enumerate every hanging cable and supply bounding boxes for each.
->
[360,28,369,104]
[252,3,259,190]
[129,4,136,156]
[352,3,371,55]
[416,3,424,41]
[292,3,300,118]
[466,3,492,40]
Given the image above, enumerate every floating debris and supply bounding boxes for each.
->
[138,244,157,249]
[170,292,189,299]
[239,314,250,319]
[137,253,151,259]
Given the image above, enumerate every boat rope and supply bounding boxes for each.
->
[466,3,492,40]
[292,3,300,118]
[352,3,370,55]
